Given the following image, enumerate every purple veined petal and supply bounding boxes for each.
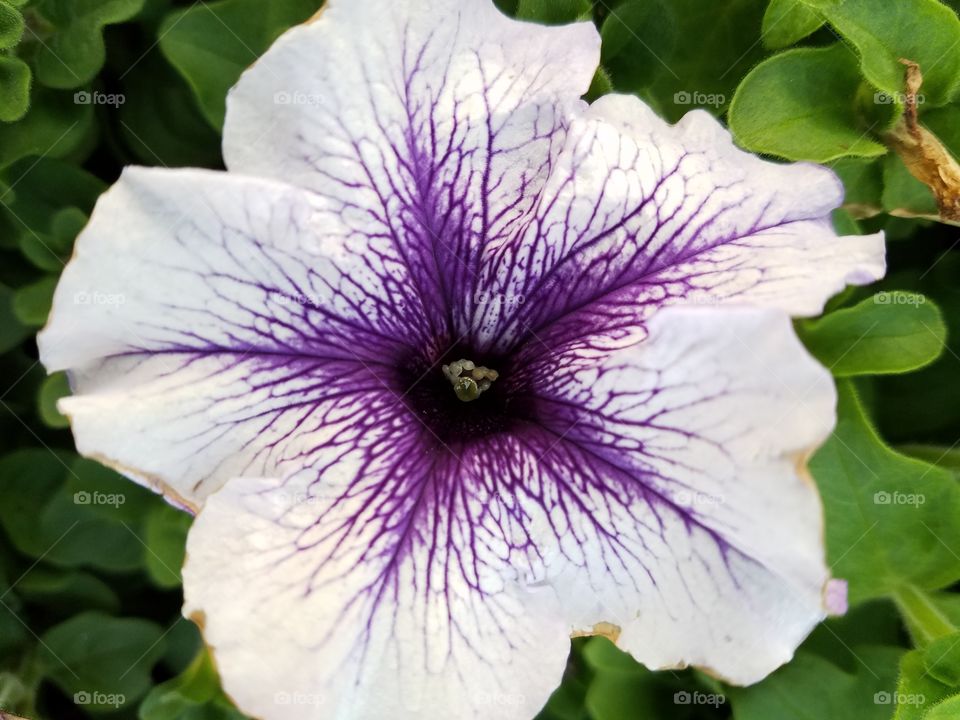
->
[222,0,600,337]
[510,306,837,684]
[472,94,886,355]
[38,167,439,509]
[182,435,571,720]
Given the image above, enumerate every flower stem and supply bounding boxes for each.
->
[893,584,957,646]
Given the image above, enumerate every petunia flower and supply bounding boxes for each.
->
[39,0,885,718]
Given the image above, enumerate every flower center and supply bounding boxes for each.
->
[441,359,499,402]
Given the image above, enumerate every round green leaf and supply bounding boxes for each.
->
[730,44,888,161]
[798,292,946,376]
[40,612,167,711]
[0,55,31,123]
[762,0,825,50]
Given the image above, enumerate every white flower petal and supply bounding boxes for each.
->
[223,0,600,336]
[520,306,836,684]
[475,93,885,353]
[183,445,570,720]
[39,167,436,508]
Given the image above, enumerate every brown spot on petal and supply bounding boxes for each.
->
[571,621,621,643]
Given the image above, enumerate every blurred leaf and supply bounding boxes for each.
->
[883,153,939,218]
[30,0,146,89]
[762,0,824,49]
[926,695,960,719]
[814,0,960,108]
[159,0,318,130]
[600,0,677,92]
[809,382,960,603]
[38,371,70,429]
[924,632,960,686]
[729,44,887,161]
[40,612,166,710]
[730,647,902,720]
[0,86,95,169]
[0,449,68,558]
[143,502,190,589]
[160,620,202,677]
[0,55,31,123]
[139,648,248,720]
[834,157,884,214]
[0,0,24,49]
[798,292,946,376]
[894,650,955,720]
[65,456,156,524]
[118,55,223,168]
[16,567,120,614]
[897,445,960,478]
[516,0,590,23]
[12,275,56,326]
[0,281,30,353]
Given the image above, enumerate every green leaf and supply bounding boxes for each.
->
[762,0,825,49]
[0,55,31,123]
[118,55,223,168]
[0,87,95,169]
[0,281,30,353]
[797,292,946,376]
[0,449,68,557]
[159,0,318,130]
[730,647,902,720]
[813,0,960,108]
[926,695,960,719]
[0,0,24,49]
[729,44,887,162]
[40,612,166,710]
[16,567,120,614]
[882,153,938,218]
[30,0,146,89]
[601,0,768,121]
[894,650,955,720]
[38,371,70,428]
[897,445,960,478]
[516,0,590,24]
[139,648,247,720]
[925,632,960,687]
[12,275,56,326]
[599,1,677,92]
[833,156,884,213]
[143,502,191,589]
[809,382,960,603]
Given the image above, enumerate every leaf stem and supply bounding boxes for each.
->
[893,585,957,646]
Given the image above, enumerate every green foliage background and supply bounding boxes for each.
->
[1,0,960,718]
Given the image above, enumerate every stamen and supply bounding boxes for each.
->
[442,359,499,402]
